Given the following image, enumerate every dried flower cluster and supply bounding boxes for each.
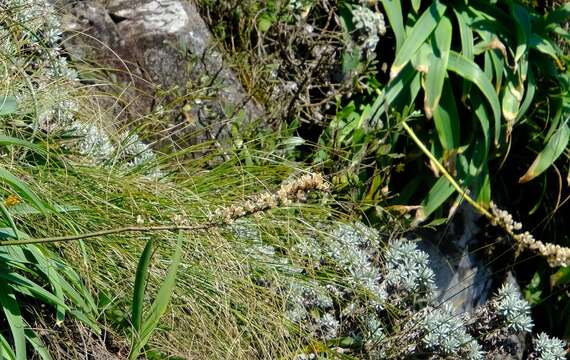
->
[213,173,329,224]
[490,202,570,267]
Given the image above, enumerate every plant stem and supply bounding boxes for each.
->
[401,121,493,219]
[0,224,212,246]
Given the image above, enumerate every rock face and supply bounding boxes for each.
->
[60,0,262,148]
[418,207,495,313]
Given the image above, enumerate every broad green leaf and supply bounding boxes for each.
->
[502,70,523,133]
[132,239,154,331]
[24,330,52,360]
[129,234,183,360]
[412,43,432,73]
[0,334,17,360]
[415,176,455,223]
[447,51,502,146]
[454,7,474,100]
[390,1,447,79]
[519,124,570,183]
[530,34,562,67]
[380,0,405,52]
[424,16,452,119]
[0,282,25,360]
[476,165,491,204]
[512,4,531,65]
[0,96,17,116]
[490,50,505,92]
[0,168,48,213]
[368,63,419,125]
[517,68,536,121]
[433,78,460,150]
[471,93,491,159]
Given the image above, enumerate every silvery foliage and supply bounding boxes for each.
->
[329,223,386,303]
[421,304,484,360]
[1,0,156,168]
[494,283,534,332]
[384,238,436,296]
[533,333,566,360]
[351,2,386,56]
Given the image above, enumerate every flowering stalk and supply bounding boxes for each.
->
[402,121,570,267]
[0,173,329,246]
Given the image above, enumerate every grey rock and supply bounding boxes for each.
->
[418,207,494,314]
[59,0,262,149]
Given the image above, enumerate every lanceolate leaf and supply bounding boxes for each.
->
[0,282,25,360]
[380,0,405,53]
[129,234,184,360]
[519,123,570,183]
[530,34,563,68]
[424,16,452,119]
[447,51,502,146]
[471,92,491,160]
[368,63,419,125]
[433,78,460,150]
[454,7,474,99]
[512,4,531,65]
[416,176,455,223]
[132,239,155,331]
[517,68,536,121]
[390,1,447,79]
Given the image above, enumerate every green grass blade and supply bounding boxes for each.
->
[390,1,447,79]
[23,246,66,325]
[0,202,19,241]
[0,281,26,360]
[433,78,460,150]
[0,136,46,157]
[0,168,48,213]
[424,16,452,119]
[0,271,69,309]
[129,234,183,360]
[380,0,405,52]
[132,238,154,331]
[447,51,501,146]
[519,123,570,183]
[0,96,17,116]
